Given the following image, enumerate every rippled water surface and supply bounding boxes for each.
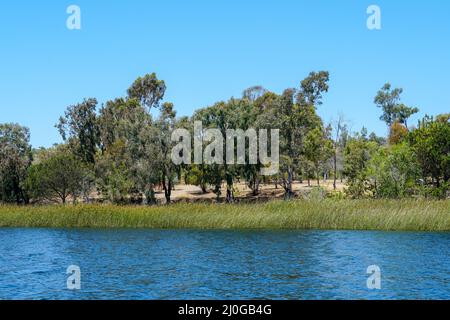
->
[0,229,448,299]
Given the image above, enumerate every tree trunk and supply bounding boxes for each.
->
[284,167,294,200]
[146,186,157,205]
[214,184,221,202]
[162,172,172,204]
[164,180,171,204]
[333,151,337,190]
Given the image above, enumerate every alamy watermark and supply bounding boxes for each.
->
[171,121,280,176]
[367,265,381,289]
[67,265,81,290]
[367,5,381,30]
[66,5,81,30]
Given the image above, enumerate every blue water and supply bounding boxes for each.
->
[0,229,448,300]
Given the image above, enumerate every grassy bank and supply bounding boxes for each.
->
[0,199,449,231]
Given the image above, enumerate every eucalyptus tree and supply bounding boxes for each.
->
[56,98,100,164]
[0,123,32,203]
[25,146,88,204]
[193,101,234,202]
[242,86,268,102]
[374,83,419,128]
[331,115,348,189]
[127,73,166,111]
[396,104,419,128]
[276,71,330,199]
[96,73,168,204]
[154,102,179,204]
[409,115,450,193]
[343,130,379,198]
[97,97,155,203]
[303,126,334,186]
[230,97,261,196]
[249,72,330,199]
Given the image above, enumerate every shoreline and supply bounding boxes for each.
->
[0,199,449,231]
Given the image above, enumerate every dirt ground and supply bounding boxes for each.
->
[153,180,346,203]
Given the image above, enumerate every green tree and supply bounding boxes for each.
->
[409,116,450,194]
[57,98,100,164]
[368,143,419,198]
[193,101,228,201]
[242,86,267,102]
[155,102,179,204]
[185,165,209,194]
[343,131,378,198]
[256,71,329,199]
[374,83,419,127]
[127,73,166,111]
[97,98,157,204]
[331,115,348,190]
[95,140,135,204]
[0,124,32,203]
[26,148,89,204]
[304,126,333,185]
[396,104,419,128]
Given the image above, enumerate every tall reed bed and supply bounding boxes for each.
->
[0,199,449,231]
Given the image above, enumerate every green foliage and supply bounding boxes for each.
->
[155,102,179,204]
[374,83,419,127]
[303,126,334,185]
[409,116,450,197]
[368,143,419,198]
[185,165,212,193]
[5,72,449,208]
[343,133,378,198]
[56,98,100,164]
[127,73,166,110]
[25,148,89,204]
[0,124,32,204]
[95,140,134,204]
[255,72,330,198]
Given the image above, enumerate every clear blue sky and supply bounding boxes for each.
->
[0,0,449,147]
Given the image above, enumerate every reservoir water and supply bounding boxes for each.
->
[0,229,448,299]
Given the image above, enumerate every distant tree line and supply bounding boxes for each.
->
[0,72,449,205]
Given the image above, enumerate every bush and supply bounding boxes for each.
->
[25,151,89,204]
[305,186,328,201]
[368,143,419,198]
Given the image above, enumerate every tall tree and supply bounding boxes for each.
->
[374,83,419,128]
[127,73,166,111]
[304,126,334,186]
[409,116,450,191]
[343,131,379,198]
[242,86,267,102]
[57,98,100,164]
[331,115,347,190]
[155,102,179,204]
[396,104,419,128]
[254,72,329,199]
[97,97,156,204]
[0,124,32,204]
[194,100,240,202]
